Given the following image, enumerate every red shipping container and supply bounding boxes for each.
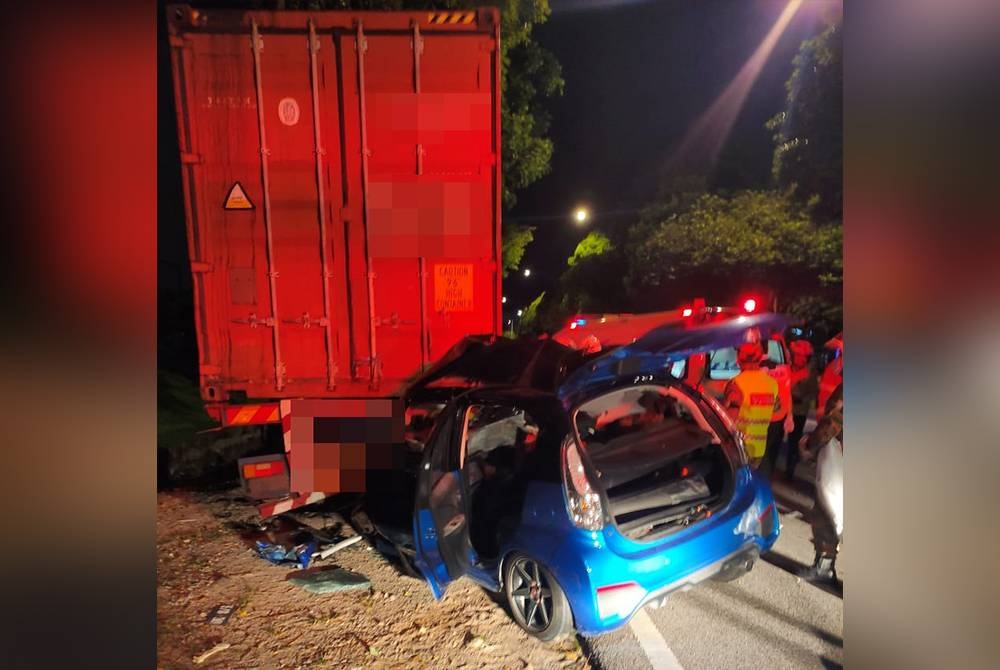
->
[167,5,502,417]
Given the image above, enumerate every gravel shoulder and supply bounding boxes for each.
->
[157,490,592,669]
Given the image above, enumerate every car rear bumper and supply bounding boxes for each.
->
[549,468,779,635]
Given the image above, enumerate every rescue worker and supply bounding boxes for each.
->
[760,334,794,478]
[784,339,819,480]
[797,383,844,589]
[723,342,783,468]
[816,333,843,420]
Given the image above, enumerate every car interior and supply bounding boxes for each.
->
[461,404,544,561]
[574,385,735,541]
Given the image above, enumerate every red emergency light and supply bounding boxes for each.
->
[743,298,758,313]
[682,307,693,318]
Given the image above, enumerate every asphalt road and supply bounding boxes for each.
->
[583,472,844,670]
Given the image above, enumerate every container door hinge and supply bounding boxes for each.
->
[190,262,213,273]
[181,152,203,165]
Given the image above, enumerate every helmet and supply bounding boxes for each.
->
[737,342,764,365]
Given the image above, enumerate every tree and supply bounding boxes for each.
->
[501,223,535,278]
[625,190,841,320]
[566,231,613,267]
[552,230,628,316]
[518,290,545,334]
[766,23,842,221]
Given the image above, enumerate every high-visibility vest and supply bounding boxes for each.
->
[766,363,792,421]
[732,370,779,460]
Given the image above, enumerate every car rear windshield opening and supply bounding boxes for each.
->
[574,385,736,542]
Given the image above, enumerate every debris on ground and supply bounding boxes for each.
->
[314,533,364,560]
[240,513,362,569]
[192,642,230,665]
[288,566,372,594]
[254,539,317,569]
[205,604,235,625]
[158,490,587,669]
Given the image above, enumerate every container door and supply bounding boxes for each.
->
[174,27,346,400]
[412,403,471,599]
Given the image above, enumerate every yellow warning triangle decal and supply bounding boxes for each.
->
[224,182,254,210]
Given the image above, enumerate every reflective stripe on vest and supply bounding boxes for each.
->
[733,370,778,459]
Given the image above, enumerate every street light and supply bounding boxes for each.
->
[574,206,590,224]
[523,268,531,278]
[517,309,523,317]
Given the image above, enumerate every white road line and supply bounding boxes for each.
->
[629,607,685,670]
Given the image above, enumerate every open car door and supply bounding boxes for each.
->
[412,402,472,599]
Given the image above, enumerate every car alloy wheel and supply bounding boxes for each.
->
[503,552,571,641]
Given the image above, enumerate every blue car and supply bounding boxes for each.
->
[388,314,785,640]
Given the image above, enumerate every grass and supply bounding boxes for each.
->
[157,370,216,449]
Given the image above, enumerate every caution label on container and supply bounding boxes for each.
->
[224,182,254,210]
[434,264,474,312]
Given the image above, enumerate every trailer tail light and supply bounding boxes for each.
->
[562,436,605,531]
[242,460,285,480]
[596,581,646,620]
[238,455,290,500]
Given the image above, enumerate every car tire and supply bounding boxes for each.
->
[503,552,572,641]
[395,545,422,580]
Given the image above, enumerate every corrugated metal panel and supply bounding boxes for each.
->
[167,5,501,404]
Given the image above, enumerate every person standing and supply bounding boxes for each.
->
[785,339,819,480]
[798,383,844,589]
[817,333,843,420]
[760,335,794,478]
[724,342,783,468]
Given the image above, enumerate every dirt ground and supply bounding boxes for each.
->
[157,490,592,669]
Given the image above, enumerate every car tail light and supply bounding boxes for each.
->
[562,436,604,531]
[596,581,646,619]
[759,503,776,537]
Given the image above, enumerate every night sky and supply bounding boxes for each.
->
[504,0,829,311]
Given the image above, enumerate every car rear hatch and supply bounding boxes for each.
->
[559,313,788,543]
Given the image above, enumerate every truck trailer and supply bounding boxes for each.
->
[166,4,503,515]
